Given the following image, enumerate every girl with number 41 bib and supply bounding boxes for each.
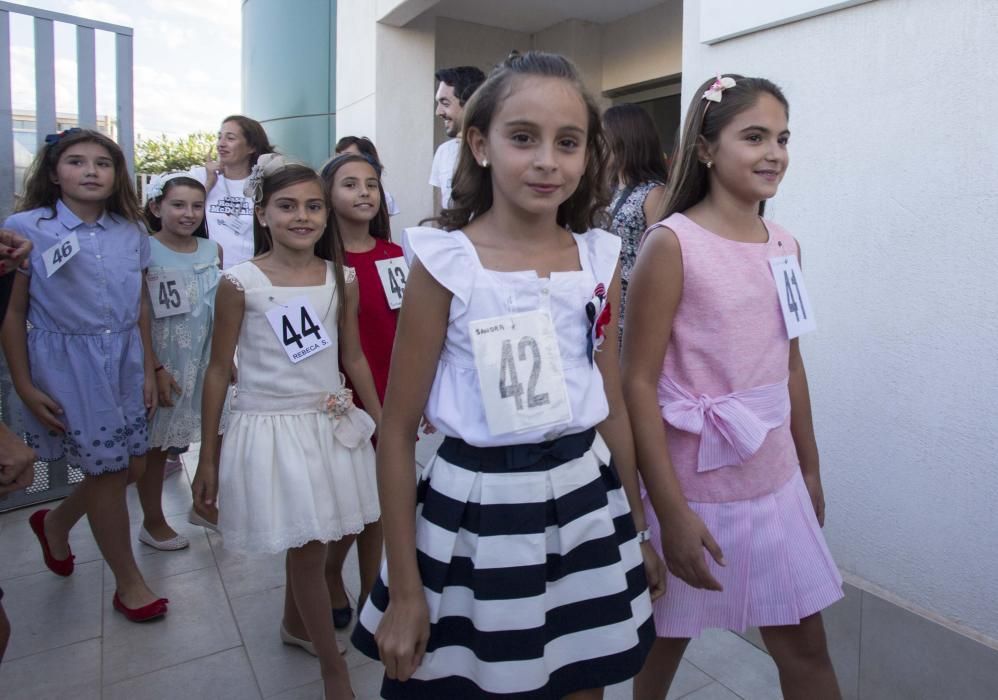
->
[2,129,168,622]
[194,155,381,700]
[623,75,843,700]
[351,51,664,699]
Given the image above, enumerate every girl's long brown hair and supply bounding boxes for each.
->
[18,129,143,222]
[440,51,610,233]
[658,75,788,221]
[603,104,669,188]
[253,164,347,321]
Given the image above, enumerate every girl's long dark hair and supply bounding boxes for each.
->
[19,128,143,222]
[603,104,669,187]
[253,164,347,320]
[320,153,391,242]
[143,176,208,238]
[440,51,610,233]
[659,75,788,220]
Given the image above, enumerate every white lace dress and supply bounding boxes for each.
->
[217,261,380,554]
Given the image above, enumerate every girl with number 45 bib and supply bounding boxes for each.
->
[351,51,664,699]
[193,155,381,700]
[623,76,843,700]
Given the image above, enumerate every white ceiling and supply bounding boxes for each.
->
[422,0,668,33]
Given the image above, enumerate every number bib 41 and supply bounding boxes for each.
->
[769,255,816,338]
[43,232,80,277]
[146,271,191,318]
[470,309,572,437]
[375,257,408,310]
[265,296,332,364]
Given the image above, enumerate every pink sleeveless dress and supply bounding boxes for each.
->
[643,213,842,638]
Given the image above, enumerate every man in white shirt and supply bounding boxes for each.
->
[430,65,486,211]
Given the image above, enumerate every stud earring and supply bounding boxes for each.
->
[481,159,489,168]
[706,160,713,169]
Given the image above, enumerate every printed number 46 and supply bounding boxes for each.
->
[783,269,806,322]
[51,241,73,264]
[499,336,550,410]
[282,306,322,348]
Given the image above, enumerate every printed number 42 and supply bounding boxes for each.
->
[499,336,550,410]
[51,241,73,264]
[783,269,806,322]
[282,306,322,348]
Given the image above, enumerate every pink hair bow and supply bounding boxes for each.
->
[702,75,736,103]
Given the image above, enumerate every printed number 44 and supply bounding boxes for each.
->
[499,336,550,410]
[282,306,322,348]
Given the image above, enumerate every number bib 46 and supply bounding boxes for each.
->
[769,255,816,338]
[265,296,332,364]
[146,271,191,318]
[470,310,572,437]
[375,257,409,310]
[43,232,80,277]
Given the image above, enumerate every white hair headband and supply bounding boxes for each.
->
[146,171,196,202]
[244,153,296,203]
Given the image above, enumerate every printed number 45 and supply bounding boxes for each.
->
[282,306,322,348]
[158,280,181,309]
[499,336,550,410]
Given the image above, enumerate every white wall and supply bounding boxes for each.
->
[531,19,604,103]
[336,0,378,143]
[602,0,683,92]
[682,0,998,640]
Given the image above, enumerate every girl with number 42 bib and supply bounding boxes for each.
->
[193,155,381,700]
[351,51,664,700]
[622,75,843,700]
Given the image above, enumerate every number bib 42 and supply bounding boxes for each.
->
[146,271,191,318]
[769,255,816,338]
[470,310,572,437]
[265,296,332,364]
[375,257,409,310]
[43,232,80,277]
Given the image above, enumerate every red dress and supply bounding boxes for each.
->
[344,238,403,408]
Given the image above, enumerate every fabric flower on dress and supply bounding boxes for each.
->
[322,378,376,448]
[585,282,612,366]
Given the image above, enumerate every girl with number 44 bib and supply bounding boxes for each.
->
[351,51,664,699]
[623,75,843,700]
[193,155,381,700]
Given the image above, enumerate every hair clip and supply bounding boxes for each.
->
[43,127,82,145]
[702,75,736,103]
[243,153,288,202]
[146,171,194,202]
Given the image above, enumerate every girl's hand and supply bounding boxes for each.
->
[419,415,437,435]
[191,460,219,520]
[641,541,667,601]
[660,507,725,591]
[375,595,430,682]
[0,229,32,273]
[21,386,66,433]
[803,471,826,527]
[143,367,158,419]
[0,424,36,495]
[156,369,182,407]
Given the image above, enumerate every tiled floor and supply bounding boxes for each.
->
[0,445,782,700]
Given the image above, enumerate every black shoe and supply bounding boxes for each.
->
[332,605,353,630]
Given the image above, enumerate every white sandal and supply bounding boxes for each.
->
[137,526,190,551]
[280,623,346,655]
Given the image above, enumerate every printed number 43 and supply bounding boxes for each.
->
[388,266,407,297]
[282,306,322,348]
[499,336,550,410]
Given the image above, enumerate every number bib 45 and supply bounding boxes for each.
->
[769,255,816,338]
[146,271,191,318]
[470,310,572,437]
[375,257,408,310]
[265,296,332,364]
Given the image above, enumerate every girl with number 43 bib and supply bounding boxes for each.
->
[622,75,843,700]
[351,51,664,699]
[194,155,381,700]
[2,129,168,622]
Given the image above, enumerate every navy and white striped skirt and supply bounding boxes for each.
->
[351,428,655,698]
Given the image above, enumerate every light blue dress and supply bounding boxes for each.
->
[147,237,220,449]
[2,200,150,475]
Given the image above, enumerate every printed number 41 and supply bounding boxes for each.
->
[783,269,806,322]
[499,336,550,410]
[282,306,322,348]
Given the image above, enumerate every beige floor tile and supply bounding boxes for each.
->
[211,532,287,601]
[102,517,215,590]
[684,630,781,700]
[679,681,743,699]
[104,647,262,700]
[124,468,194,521]
[0,507,102,580]
[0,637,101,700]
[101,565,242,685]
[1,559,103,661]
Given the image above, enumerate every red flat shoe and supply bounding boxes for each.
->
[112,592,169,622]
[28,509,75,576]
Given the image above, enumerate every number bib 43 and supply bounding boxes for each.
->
[43,232,80,277]
[375,257,409,310]
[470,310,572,437]
[146,271,191,318]
[769,255,816,338]
[265,296,332,364]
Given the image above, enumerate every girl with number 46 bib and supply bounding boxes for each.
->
[351,51,664,699]
[193,154,381,700]
[623,76,843,700]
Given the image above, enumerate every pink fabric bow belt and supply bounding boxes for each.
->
[658,375,790,472]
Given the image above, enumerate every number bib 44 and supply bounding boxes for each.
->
[146,271,191,318]
[43,232,80,277]
[470,310,572,437]
[769,255,816,338]
[265,296,332,364]
[375,257,408,310]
